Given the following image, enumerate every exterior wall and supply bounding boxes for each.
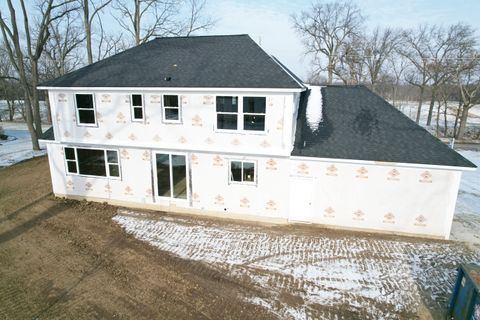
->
[47,142,463,239]
[48,89,297,157]
[289,159,462,239]
[46,143,290,220]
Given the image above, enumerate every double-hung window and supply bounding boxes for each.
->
[163,95,180,122]
[75,94,96,125]
[216,96,238,130]
[131,94,144,121]
[243,97,266,131]
[64,147,120,178]
[229,160,256,184]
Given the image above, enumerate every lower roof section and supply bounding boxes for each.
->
[292,85,476,169]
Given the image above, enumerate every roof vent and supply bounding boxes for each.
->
[164,76,171,81]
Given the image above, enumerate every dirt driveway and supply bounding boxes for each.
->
[1,157,479,319]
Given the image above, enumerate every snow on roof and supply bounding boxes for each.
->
[305,85,324,131]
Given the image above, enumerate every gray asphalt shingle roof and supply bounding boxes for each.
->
[40,34,303,89]
[292,86,476,168]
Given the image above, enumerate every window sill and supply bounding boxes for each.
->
[162,120,183,125]
[228,181,257,186]
[77,123,98,127]
[65,172,122,180]
[214,129,268,136]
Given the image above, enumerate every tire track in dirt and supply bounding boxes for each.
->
[114,209,480,319]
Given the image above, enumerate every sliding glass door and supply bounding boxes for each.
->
[155,153,187,199]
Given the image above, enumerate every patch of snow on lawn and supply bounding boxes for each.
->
[455,150,480,216]
[0,122,46,167]
[114,209,479,319]
[306,85,323,131]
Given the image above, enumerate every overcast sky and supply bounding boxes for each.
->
[205,0,480,79]
[2,0,479,80]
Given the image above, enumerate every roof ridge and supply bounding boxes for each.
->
[154,34,248,40]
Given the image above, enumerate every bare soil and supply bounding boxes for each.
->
[0,156,275,319]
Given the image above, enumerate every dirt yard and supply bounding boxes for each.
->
[0,157,275,319]
[1,156,479,319]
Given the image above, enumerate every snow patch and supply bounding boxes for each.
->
[0,121,47,167]
[305,85,323,131]
[113,212,479,319]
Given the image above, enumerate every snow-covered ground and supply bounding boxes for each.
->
[394,101,480,135]
[114,209,479,319]
[0,122,47,167]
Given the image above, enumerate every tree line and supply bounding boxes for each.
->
[293,1,480,140]
[0,0,213,150]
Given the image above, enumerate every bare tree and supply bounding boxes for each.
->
[114,0,214,46]
[424,24,476,126]
[292,1,364,84]
[79,0,112,64]
[44,11,85,78]
[398,25,434,124]
[386,51,409,107]
[335,34,366,84]
[455,52,480,139]
[95,16,128,60]
[363,27,399,92]
[0,0,77,150]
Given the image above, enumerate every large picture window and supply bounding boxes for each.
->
[131,94,144,121]
[216,96,238,130]
[155,153,187,199]
[243,97,266,131]
[229,160,256,184]
[75,94,96,125]
[163,95,180,122]
[64,147,120,178]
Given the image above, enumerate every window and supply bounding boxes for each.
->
[65,147,77,174]
[155,153,187,199]
[75,94,96,125]
[163,95,180,122]
[131,94,144,121]
[216,96,238,130]
[243,97,266,131]
[64,147,120,178]
[230,160,256,184]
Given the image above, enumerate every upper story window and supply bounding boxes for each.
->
[163,95,180,122]
[131,94,144,121]
[75,94,96,126]
[243,97,266,131]
[64,147,120,178]
[216,96,238,130]
[215,96,266,132]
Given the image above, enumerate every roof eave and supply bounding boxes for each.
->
[37,86,306,93]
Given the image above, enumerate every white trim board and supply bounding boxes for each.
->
[290,155,476,172]
[37,86,306,93]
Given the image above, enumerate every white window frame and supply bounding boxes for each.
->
[74,93,97,127]
[162,94,182,124]
[228,159,257,185]
[64,146,121,180]
[214,94,267,134]
[242,96,266,132]
[153,151,189,201]
[215,96,239,132]
[130,93,145,122]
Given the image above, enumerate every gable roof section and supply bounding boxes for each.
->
[292,85,476,168]
[40,34,303,89]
